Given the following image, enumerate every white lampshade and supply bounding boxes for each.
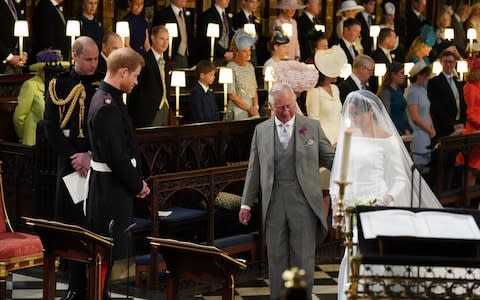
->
[467,28,477,40]
[207,23,220,38]
[374,63,387,77]
[264,66,275,82]
[340,64,352,79]
[14,20,29,37]
[433,61,442,75]
[281,23,293,37]
[165,23,178,38]
[404,62,415,76]
[171,71,186,87]
[116,21,130,37]
[66,20,80,37]
[314,24,325,32]
[218,67,233,84]
[457,60,468,73]
[244,23,256,38]
[444,28,454,40]
[369,25,381,38]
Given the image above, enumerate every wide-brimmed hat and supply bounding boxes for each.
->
[409,60,429,77]
[275,0,305,10]
[314,45,348,78]
[336,0,364,16]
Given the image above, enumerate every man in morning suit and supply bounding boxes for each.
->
[44,36,101,300]
[338,18,362,65]
[355,0,376,56]
[338,54,375,103]
[32,0,69,61]
[190,60,219,122]
[197,0,234,65]
[87,47,150,298]
[152,0,193,68]
[406,0,427,49]
[371,27,396,68]
[296,0,321,62]
[239,83,335,300]
[231,0,260,65]
[451,4,471,56]
[0,0,27,74]
[128,25,170,127]
[427,50,466,189]
[97,32,122,75]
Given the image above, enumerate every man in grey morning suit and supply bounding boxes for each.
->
[239,83,335,300]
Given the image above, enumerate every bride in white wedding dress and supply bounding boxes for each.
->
[329,90,444,299]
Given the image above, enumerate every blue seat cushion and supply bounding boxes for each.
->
[135,253,164,266]
[133,217,152,230]
[214,232,258,249]
[159,206,207,223]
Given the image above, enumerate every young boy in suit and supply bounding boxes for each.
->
[190,60,219,122]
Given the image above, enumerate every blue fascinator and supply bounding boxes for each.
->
[231,29,254,51]
[419,25,436,47]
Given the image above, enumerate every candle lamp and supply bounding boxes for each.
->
[165,23,178,59]
[281,23,293,37]
[264,66,275,93]
[116,21,130,47]
[244,23,256,38]
[207,23,220,62]
[314,24,325,32]
[432,61,442,75]
[404,62,415,87]
[467,28,477,57]
[457,60,468,81]
[369,25,380,51]
[14,20,28,61]
[218,67,233,119]
[444,28,454,41]
[66,20,80,65]
[374,63,387,87]
[170,70,186,117]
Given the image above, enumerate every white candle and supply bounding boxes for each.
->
[339,130,352,182]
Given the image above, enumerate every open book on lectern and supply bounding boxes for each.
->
[359,209,480,240]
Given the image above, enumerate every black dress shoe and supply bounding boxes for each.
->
[60,290,86,300]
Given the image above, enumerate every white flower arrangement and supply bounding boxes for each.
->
[354,198,378,206]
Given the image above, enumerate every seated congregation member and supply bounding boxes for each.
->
[405,61,435,166]
[13,50,66,146]
[197,0,234,65]
[338,54,375,103]
[97,32,123,75]
[87,47,150,298]
[272,0,305,61]
[190,60,219,122]
[306,46,347,216]
[123,0,150,56]
[227,30,259,120]
[378,62,411,136]
[151,0,193,68]
[79,0,103,51]
[405,25,435,64]
[128,25,170,127]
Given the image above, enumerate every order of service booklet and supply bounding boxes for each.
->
[359,209,480,240]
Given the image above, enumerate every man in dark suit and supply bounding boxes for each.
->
[239,83,335,299]
[355,0,376,56]
[296,0,321,62]
[231,0,260,65]
[338,54,375,103]
[338,18,362,65]
[97,32,122,75]
[32,0,69,60]
[197,0,234,65]
[152,0,193,68]
[406,0,428,49]
[371,27,396,67]
[451,4,471,57]
[128,25,170,127]
[0,0,27,73]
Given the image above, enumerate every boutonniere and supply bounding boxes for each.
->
[299,127,307,135]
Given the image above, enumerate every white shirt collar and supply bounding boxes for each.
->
[171,3,181,16]
[198,80,210,93]
[50,0,59,6]
[380,46,391,55]
[442,72,455,79]
[242,9,251,19]
[101,51,108,61]
[274,115,296,128]
[304,11,315,23]
[341,37,353,48]
[361,11,370,21]
[214,4,224,16]
[151,48,163,61]
[412,8,422,18]
[351,73,363,89]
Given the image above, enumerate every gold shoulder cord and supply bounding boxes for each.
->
[48,79,87,138]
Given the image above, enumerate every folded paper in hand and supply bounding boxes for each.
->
[360,209,480,240]
[62,172,87,204]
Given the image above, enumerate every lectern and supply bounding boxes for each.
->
[23,217,113,300]
[148,237,247,300]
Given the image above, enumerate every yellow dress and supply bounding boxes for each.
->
[13,74,45,145]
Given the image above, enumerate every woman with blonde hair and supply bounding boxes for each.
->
[406,25,435,64]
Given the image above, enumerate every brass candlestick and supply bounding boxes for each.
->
[335,180,350,240]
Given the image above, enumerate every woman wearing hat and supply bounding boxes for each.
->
[405,61,436,166]
[406,25,435,64]
[306,45,347,215]
[272,0,305,61]
[227,30,260,120]
[13,50,67,145]
[335,0,364,53]
[378,62,412,136]
[264,27,290,70]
